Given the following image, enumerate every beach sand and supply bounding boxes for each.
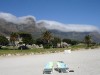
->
[0,48,100,75]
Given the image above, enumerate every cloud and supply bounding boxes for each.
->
[0,12,99,32]
[0,12,17,23]
[37,20,99,32]
[0,12,36,24]
[18,15,36,24]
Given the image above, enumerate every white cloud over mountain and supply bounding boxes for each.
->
[0,12,99,32]
[0,12,17,23]
[0,12,36,24]
[37,20,99,32]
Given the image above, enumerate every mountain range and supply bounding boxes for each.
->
[0,13,100,43]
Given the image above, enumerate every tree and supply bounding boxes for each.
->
[51,37,61,48]
[19,33,34,46]
[62,39,71,44]
[42,31,52,43]
[0,35,9,49]
[42,31,52,48]
[71,40,79,45]
[84,35,91,47]
[10,32,18,46]
[35,38,43,45]
[62,39,79,45]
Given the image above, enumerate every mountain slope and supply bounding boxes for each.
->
[0,13,100,43]
[49,30,100,43]
[0,17,43,38]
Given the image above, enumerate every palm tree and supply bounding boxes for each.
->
[10,32,18,47]
[42,31,52,44]
[42,31,52,48]
[84,35,91,47]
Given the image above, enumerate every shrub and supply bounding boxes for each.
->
[43,44,51,49]
[18,46,29,50]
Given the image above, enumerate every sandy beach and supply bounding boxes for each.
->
[0,48,100,75]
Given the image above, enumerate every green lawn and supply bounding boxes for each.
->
[0,44,99,56]
[0,48,67,56]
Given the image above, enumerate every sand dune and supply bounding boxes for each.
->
[0,48,100,75]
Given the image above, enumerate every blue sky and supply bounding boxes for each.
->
[0,0,100,28]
